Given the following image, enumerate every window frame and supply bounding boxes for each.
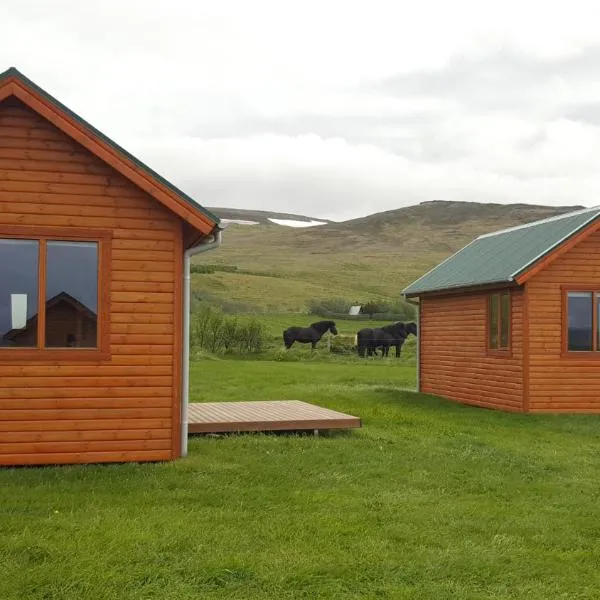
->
[486,289,511,355]
[561,285,600,358]
[0,225,111,361]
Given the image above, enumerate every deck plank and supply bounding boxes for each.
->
[187,401,361,434]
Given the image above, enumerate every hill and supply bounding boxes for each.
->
[207,207,330,226]
[192,201,584,313]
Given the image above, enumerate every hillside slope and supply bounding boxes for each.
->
[207,207,330,225]
[193,201,584,312]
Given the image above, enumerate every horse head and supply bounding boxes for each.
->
[310,320,338,335]
[382,321,408,339]
[404,321,418,336]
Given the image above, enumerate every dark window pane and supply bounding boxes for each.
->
[500,292,510,348]
[568,292,592,351]
[489,294,499,349]
[597,295,600,351]
[45,241,98,348]
[0,239,39,348]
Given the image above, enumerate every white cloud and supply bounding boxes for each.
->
[2,0,600,219]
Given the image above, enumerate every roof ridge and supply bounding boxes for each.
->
[510,208,600,279]
[478,205,600,239]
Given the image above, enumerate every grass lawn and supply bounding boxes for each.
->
[3,359,600,599]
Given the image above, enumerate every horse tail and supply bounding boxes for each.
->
[283,328,294,349]
[356,329,371,358]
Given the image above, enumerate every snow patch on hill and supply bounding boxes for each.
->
[268,218,328,228]
[221,219,260,225]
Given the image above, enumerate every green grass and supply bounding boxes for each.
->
[3,359,600,598]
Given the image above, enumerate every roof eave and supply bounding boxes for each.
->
[403,277,517,298]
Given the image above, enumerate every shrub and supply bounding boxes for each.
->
[190,305,266,355]
[190,264,238,274]
[329,335,357,355]
[360,299,416,320]
[190,289,262,314]
[307,297,416,321]
[307,297,355,316]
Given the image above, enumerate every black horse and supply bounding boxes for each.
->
[375,321,417,357]
[283,320,338,349]
[356,322,406,358]
[357,321,418,358]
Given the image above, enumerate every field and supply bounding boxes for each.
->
[194,201,582,312]
[3,358,600,599]
[2,200,598,599]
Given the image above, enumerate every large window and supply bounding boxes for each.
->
[0,228,109,357]
[566,290,600,352]
[488,290,510,351]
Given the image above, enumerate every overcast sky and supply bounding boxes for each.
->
[2,0,600,220]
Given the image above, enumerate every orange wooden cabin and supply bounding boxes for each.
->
[0,68,223,465]
[403,206,600,413]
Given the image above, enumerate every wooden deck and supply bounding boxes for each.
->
[187,401,361,434]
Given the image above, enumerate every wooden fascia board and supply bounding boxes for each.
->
[0,81,16,102]
[514,219,600,285]
[405,281,520,300]
[2,78,215,236]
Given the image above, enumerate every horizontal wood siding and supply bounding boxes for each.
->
[0,99,181,465]
[527,230,600,412]
[420,290,524,411]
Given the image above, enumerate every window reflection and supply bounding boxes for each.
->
[489,294,499,348]
[0,239,39,348]
[567,291,593,351]
[45,241,98,348]
[500,292,510,347]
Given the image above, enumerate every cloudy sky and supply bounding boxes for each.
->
[2,0,600,220]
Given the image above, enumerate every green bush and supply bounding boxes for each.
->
[307,297,355,315]
[329,335,357,355]
[360,299,416,319]
[190,305,266,355]
[190,263,238,274]
[190,289,262,314]
[307,297,416,321]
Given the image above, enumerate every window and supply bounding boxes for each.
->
[45,241,98,348]
[488,290,510,351]
[0,239,39,347]
[565,290,600,352]
[0,228,109,357]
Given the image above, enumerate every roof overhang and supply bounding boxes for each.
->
[403,279,521,300]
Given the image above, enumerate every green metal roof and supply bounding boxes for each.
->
[0,67,221,229]
[403,206,600,296]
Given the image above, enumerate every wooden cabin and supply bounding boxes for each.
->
[0,67,222,465]
[403,206,600,413]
